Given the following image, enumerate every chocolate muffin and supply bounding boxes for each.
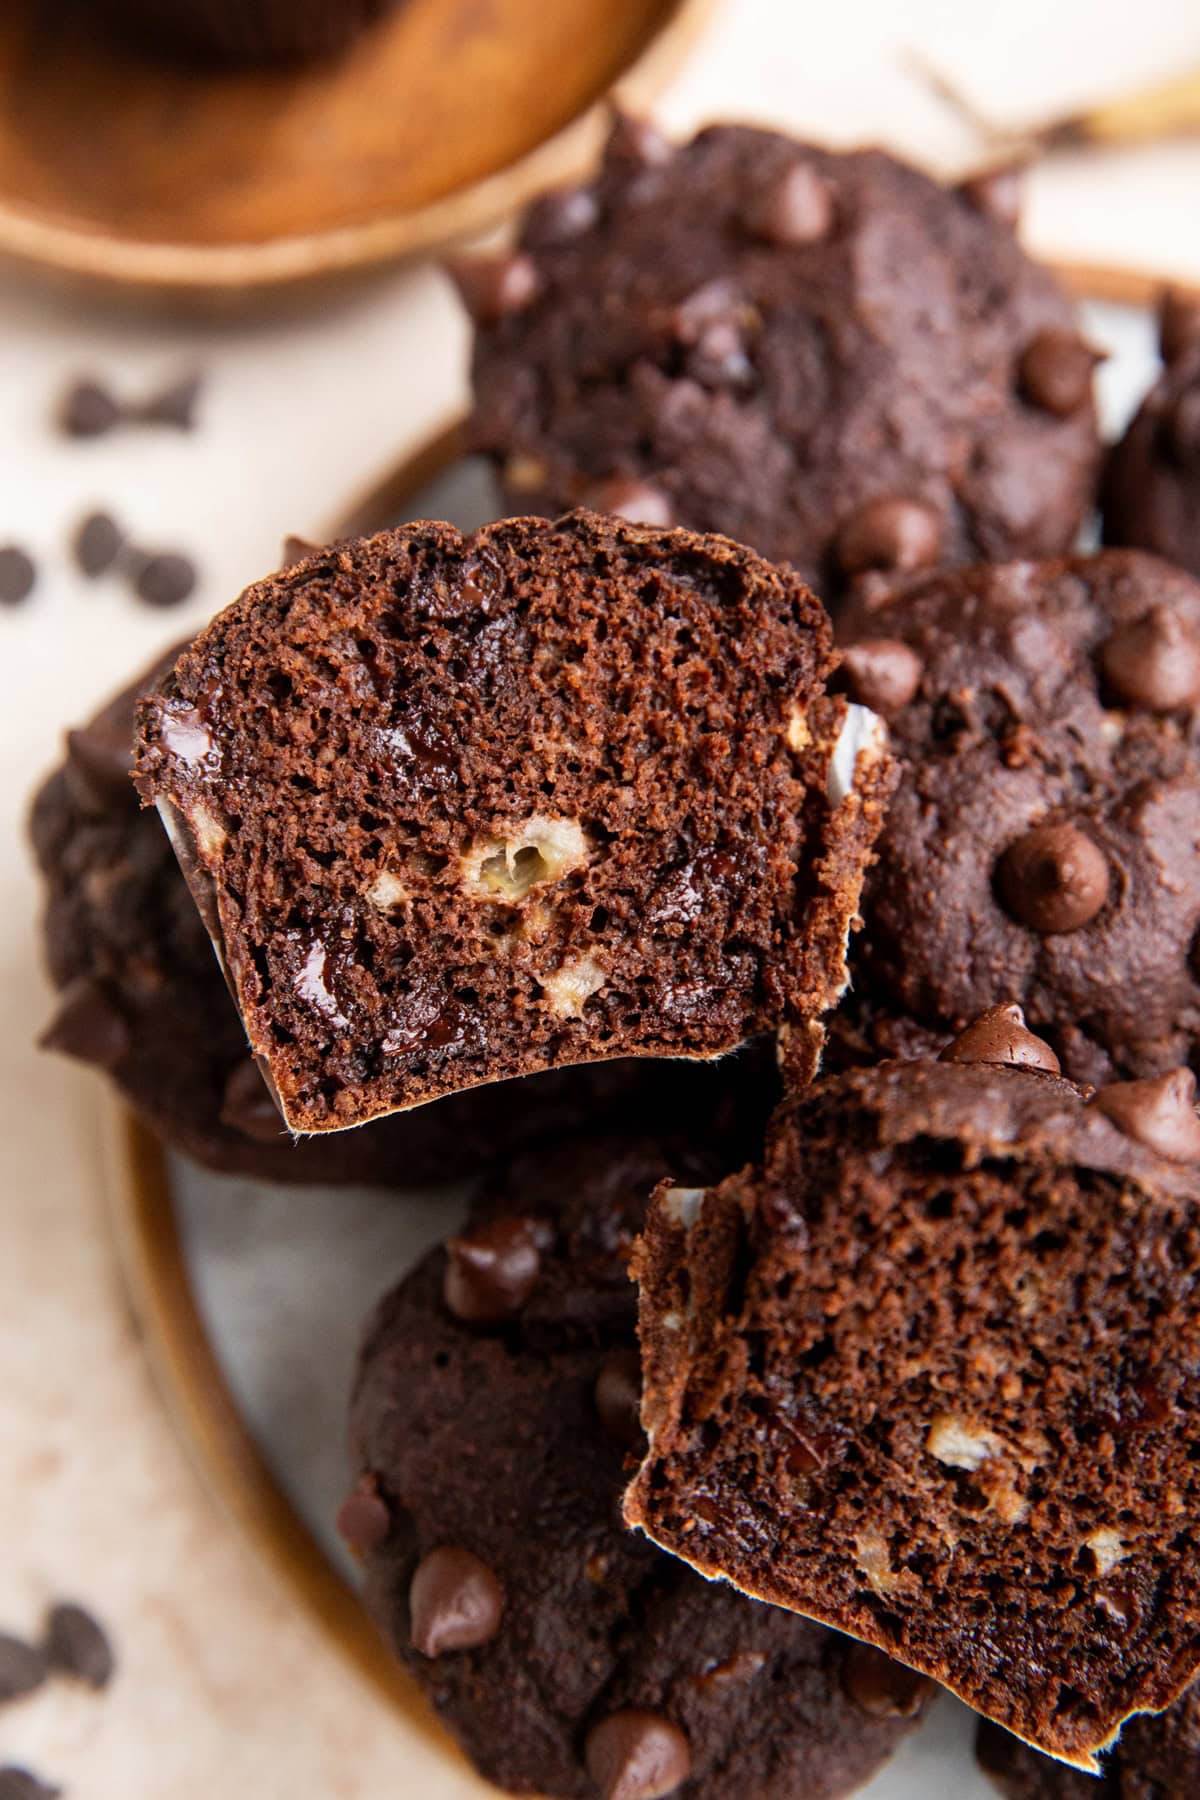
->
[834,550,1200,1087]
[460,121,1101,597]
[345,1136,929,1799]
[32,661,777,1185]
[625,1013,1200,1768]
[977,1681,1200,1798]
[134,514,890,1134]
[87,0,389,63]
[1103,292,1200,580]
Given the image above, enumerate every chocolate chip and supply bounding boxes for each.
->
[940,1003,1061,1075]
[1164,382,1200,468]
[523,185,600,247]
[834,497,942,577]
[408,1546,503,1657]
[584,1710,691,1800]
[1092,1069,1200,1163]
[582,477,674,529]
[841,1642,933,1718]
[996,823,1109,934]
[0,545,36,606]
[447,252,541,326]
[443,1216,540,1324]
[0,1770,60,1800]
[45,1602,115,1690]
[840,639,922,713]
[131,551,197,609]
[219,1060,285,1142]
[59,377,121,438]
[40,977,131,1072]
[72,511,124,578]
[1100,606,1200,711]
[136,371,202,430]
[1159,290,1200,366]
[1018,331,1102,416]
[957,163,1024,228]
[687,318,755,389]
[746,161,834,246]
[0,1634,46,1703]
[66,719,134,805]
[605,113,672,168]
[594,1347,643,1447]
[279,535,321,570]
[335,1474,391,1558]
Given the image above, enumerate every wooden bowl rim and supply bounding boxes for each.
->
[0,0,718,298]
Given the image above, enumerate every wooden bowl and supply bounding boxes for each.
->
[0,0,713,303]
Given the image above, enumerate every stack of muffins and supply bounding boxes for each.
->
[33,116,1200,1798]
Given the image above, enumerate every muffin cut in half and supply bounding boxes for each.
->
[135,512,889,1133]
[625,1009,1200,1769]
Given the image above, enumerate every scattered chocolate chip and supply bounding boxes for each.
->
[956,162,1024,228]
[584,1710,691,1800]
[447,252,541,326]
[130,550,197,609]
[0,545,36,606]
[59,377,121,438]
[443,1216,541,1324]
[408,1546,503,1657]
[840,639,923,714]
[45,1602,115,1690]
[0,1769,60,1800]
[594,1347,643,1447]
[746,161,834,246]
[1099,605,1200,711]
[834,497,942,577]
[1018,331,1102,417]
[1159,290,1200,366]
[279,535,321,570]
[0,1634,46,1703]
[219,1060,285,1142]
[71,511,125,579]
[1164,382,1200,468]
[841,1641,933,1718]
[996,822,1109,934]
[940,1002,1061,1075]
[523,185,600,247]
[335,1473,391,1558]
[605,112,672,168]
[40,976,131,1072]
[582,477,674,529]
[136,371,202,430]
[1092,1069,1200,1163]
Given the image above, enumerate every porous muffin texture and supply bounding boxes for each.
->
[625,1039,1200,1767]
[135,513,888,1133]
[464,121,1101,595]
[834,550,1200,1086]
[977,1681,1200,1798]
[346,1136,927,1799]
[1103,294,1200,580]
[33,662,778,1185]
